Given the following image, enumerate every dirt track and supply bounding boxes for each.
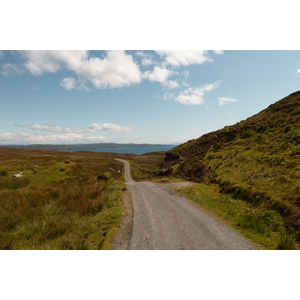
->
[116,159,256,250]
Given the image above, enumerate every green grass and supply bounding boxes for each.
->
[178,183,298,249]
[126,151,172,181]
[160,92,300,248]
[0,148,125,250]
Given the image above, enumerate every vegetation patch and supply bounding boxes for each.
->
[179,183,297,249]
[0,148,125,250]
[160,91,300,249]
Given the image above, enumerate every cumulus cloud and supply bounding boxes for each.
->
[79,51,142,89]
[143,66,173,83]
[0,132,106,145]
[20,50,88,75]
[87,123,133,134]
[60,77,77,90]
[155,50,213,66]
[136,51,155,66]
[217,97,238,106]
[19,50,142,89]
[175,81,221,105]
[7,50,225,93]
[163,80,179,89]
[1,63,23,76]
[16,122,133,134]
[60,77,90,91]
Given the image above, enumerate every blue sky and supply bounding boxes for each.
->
[0,50,300,145]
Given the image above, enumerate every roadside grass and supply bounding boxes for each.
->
[157,94,300,248]
[178,183,298,250]
[126,151,168,181]
[0,148,125,250]
[115,150,299,249]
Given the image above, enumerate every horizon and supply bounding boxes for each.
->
[0,141,178,146]
[1,50,300,146]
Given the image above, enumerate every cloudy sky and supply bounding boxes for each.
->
[1,50,300,145]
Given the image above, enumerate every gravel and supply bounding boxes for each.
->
[115,159,256,250]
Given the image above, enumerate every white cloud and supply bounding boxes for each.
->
[297,69,300,74]
[60,77,77,90]
[0,132,106,144]
[155,50,213,66]
[175,81,221,105]
[21,50,88,75]
[79,51,142,89]
[143,66,173,83]
[87,123,133,134]
[1,63,23,76]
[163,80,179,89]
[213,50,224,55]
[29,124,65,132]
[142,58,154,66]
[136,51,154,66]
[19,50,142,89]
[217,97,238,106]
[60,77,90,91]
[16,122,133,134]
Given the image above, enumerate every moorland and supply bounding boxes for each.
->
[1,91,300,250]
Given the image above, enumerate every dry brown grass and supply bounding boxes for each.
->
[0,148,126,250]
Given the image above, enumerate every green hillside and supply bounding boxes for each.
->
[162,91,300,236]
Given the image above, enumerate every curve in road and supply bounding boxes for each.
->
[116,159,256,250]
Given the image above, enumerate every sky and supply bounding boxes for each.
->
[1,50,300,145]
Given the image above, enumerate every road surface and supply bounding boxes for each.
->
[116,159,256,250]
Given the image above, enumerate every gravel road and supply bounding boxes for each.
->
[116,159,256,250]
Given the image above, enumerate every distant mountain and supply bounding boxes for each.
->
[162,91,300,231]
[0,143,173,151]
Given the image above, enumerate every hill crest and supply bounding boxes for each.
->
[163,91,300,233]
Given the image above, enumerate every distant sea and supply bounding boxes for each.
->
[63,145,175,155]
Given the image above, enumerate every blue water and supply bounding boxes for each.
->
[63,145,174,155]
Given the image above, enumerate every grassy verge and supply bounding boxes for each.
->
[0,148,125,250]
[126,151,168,181]
[177,183,298,250]
[125,150,299,249]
